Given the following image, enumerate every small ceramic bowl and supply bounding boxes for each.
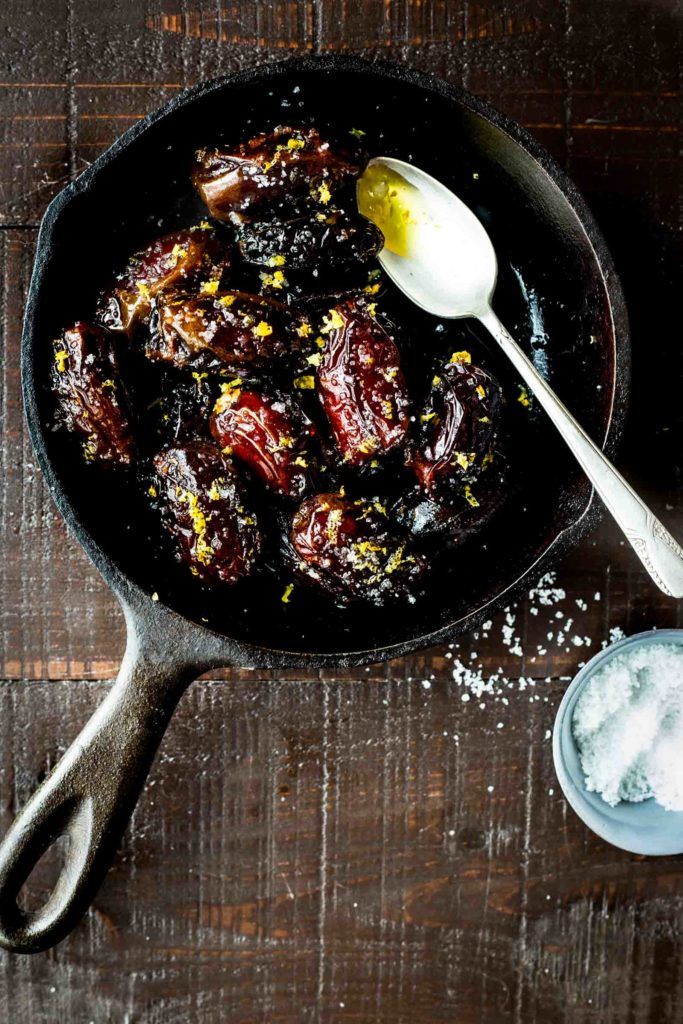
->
[553,628,683,856]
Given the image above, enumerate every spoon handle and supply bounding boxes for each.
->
[478,307,683,598]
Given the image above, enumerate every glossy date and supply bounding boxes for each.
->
[97,225,229,335]
[317,300,410,466]
[51,321,135,466]
[192,126,361,219]
[148,290,294,373]
[290,492,425,605]
[210,385,314,499]
[152,440,261,584]
[237,210,383,271]
[409,353,501,497]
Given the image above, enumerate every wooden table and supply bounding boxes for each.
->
[1,1,682,1020]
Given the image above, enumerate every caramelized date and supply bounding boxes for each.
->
[237,210,383,271]
[153,441,261,584]
[317,300,410,465]
[400,455,507,546]
[409,354,501,496]
[97,226,229,335]
[193,126,360,219]
[290,493,425,605]
[210,385,314,499]
[51,322,134,466]
[149,290,294,373]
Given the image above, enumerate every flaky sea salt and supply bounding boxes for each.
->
[572,643,683,811]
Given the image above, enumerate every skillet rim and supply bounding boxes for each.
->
[21,54,630,670]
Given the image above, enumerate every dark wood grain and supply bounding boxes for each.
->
[0,0,682,1020]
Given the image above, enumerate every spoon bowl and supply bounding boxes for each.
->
[362,156,498,319]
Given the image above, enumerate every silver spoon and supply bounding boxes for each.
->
[358,156,683,598]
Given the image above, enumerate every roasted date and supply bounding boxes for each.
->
[237,209,383,271]
[152,440,261,584]
[290,493,425,605]
[317,300,410,465]
[409,353,501,497]
[51,321,135,466]
[400,454,507,545]
[97,225,230,335]
[148,290,294,373]
[192,126,360,219]
[210,384,314,499]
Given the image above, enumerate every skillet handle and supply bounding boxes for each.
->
[0,603,205,954]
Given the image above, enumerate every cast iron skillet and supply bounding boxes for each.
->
[0,55,628,953]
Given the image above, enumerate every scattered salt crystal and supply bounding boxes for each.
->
[487,785,494,793]
[573,643,683,811]
[421,680,431,690]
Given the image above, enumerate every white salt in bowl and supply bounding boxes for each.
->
[553,629,683,856]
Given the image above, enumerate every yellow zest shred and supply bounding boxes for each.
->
[192,371,208,384]
[281,583,295,603]
[136,282,151,300]
[253,320,273,338]
[179,489,213,564]
[259,269,287,290]
[464,484,479,508]
[517,386,531,408]
[217,294,236,307]
[148,484,157,498]
[306,352,322,366]
[293,455,308,468]
[321,308,345,334]
[220,378,243,392]
[296,320,312,338]
[449,350,471,364]
[101,378,115,388]
[476,384,486,399]
[267,254,286,267]
[294,374,315,390]
[385,546,405,574]
[432,375,442,386]
[54,348,69,372]
[326,508,344,545]
[170,243,188,265]
[287,138,305,150]
[363,282,380,295]
[201,279,220,295]
[316,181,332,204]
[357,436,379,455]
[421,411,436,423]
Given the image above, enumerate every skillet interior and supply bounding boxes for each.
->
[25,58,626,658]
